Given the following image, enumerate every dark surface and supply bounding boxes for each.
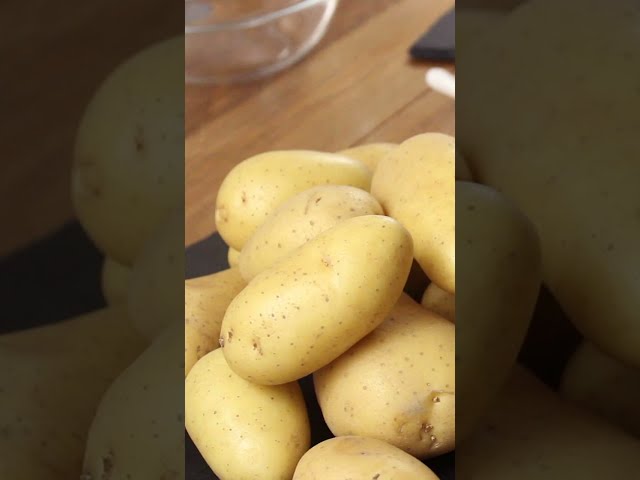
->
[410,8,455,62]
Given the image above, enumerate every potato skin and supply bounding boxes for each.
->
[239,185,383,281]
[184,268,246,376]
[293,436,440,480]
[221,215,413,385]
[101,257,131,305]
[456,181,541,441]
[82,322,183,480]
[215,150,372,250]
[371,133,455,293]
[72,37,183,265]
[338,142,397,172]
[459,366,640,479]
[227,247,241,268]
[561,341,640,438]
[421,283,455,322]
[186,349,310,480]
[314,294,455,459]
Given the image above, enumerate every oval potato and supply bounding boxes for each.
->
[293,436,439,480]
[101,257,131,305]
[338,142,396,172]
[72,37,183,265]
[215,150,372,250]
[239,185,383,281]
[315,294,455,458]
[186,349,310,480]
[227,247,241,268]
[371,133,455,292]
[561,341,640,438]
[459,366,640,479]
[421,282,455,322]
[456,181,541,441]
[184,268,246,376]
[221,215,413,385]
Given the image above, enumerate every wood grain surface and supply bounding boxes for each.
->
[0,0,180,257]
[185,0,455,246]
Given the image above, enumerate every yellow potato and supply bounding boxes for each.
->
[455,151,473,181]
[421,282,455,322]
[72,37,183,265]
[371,133,455,292]
[239,185,382,281]
[458,366,640,479]
[186,349,310,480]
[128,211,183,340]
[227,247,241,267]
[456,181,541,441]
[0,308,145,479]
[101,257,131,305]
[82,322,183,479]
[184,268,246,376]
[561,341,640,438]
[314,294,454,458]
[293,436,439,480]
[338,142,397,172]
[221,215,413,385]
[457,0,640,367]
[215,150,372,250]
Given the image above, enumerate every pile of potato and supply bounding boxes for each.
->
[185,134,455,479]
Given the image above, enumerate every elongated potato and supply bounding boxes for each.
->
[421,282,455,322]
[101,257,131,305]
[239,185,382,281]
[227,247,241,267]
[72,37,183,265]
[215,150,372,250]
[0,308,145,479]
[186,349,310,480]
[456,181,541,441]
[293,436,439,480]
[221,215,413,385]
[457,0,640,367]
[561,341,640,438]
[338,142,396,172]
[458,366,640,479]
[184,268,246,376]
[371,133,455,293]
[82,322,183,479]
[128,211,183,340]
[315,294,455,458]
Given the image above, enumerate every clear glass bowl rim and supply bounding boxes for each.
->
[185,0,335,34]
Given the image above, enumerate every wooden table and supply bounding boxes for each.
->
[186,0,455,247]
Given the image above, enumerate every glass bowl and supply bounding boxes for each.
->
[185,0,339,85]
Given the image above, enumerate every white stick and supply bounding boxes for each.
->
[425,67,455,99]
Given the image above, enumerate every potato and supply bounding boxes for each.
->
[101,257,131,305]
[215,150,372,250]
[421,282,455,322]
[456,181,541,441]
[186,349,309,480]
[239,185,383,281]
[338,142,397,172]
[458,366,640,478]
[220,215,413,385]
[293,436,439,480]
[561,341,640,437]
[184,268,246,376]
[371,133,455,293]
[0,308,145,479]
[72,37,183,265]
[457,0,640,367]
[128,211,183,340]
[227,247,241,267]
[82,322,183,479]
[455,151,473,181]
[314,294,455,458]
